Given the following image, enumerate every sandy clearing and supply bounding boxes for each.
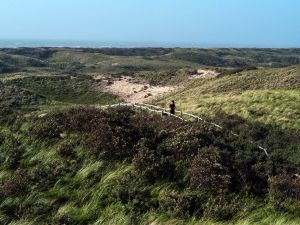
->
[189,69,220,79]
[0,74,28,81]
[95,75,177,103]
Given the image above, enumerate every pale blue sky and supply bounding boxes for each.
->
[1,0,300,47]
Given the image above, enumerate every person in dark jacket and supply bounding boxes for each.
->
[169,100,176,115]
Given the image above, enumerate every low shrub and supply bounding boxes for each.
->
[51,213,75,225]
[133,139,176,181]
[63,107,107,132]
[83,121,134,160]
[188,147,231,195]
[0,169,29,198]
[0,105,17,125]
[108,106,135,126]
[0,136,25,169]
[56,140,78,159]
[160,192,206,218]
[203,196,242,221]
[31,112,65,140]
[28,161,69,190]
[269,171,300,203]
[109,170,158,224]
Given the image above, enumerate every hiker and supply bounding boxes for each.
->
[169,100,176,115]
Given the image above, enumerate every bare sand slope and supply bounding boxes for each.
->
[95,75,177,103]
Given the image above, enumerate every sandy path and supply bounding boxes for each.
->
[95,75,177,103]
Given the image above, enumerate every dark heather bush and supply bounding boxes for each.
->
[133,139,176,181]
[56,140,78,158]
[63,107,107,132]
[84,121,134,160]
[268,170,300,203]
[0,136,25,169]
[161,123,225,166]
[32,112,65,140]
[0,105,17,125]
[0,169,29,198]
[107,106,135,126]
[227,138,268,195]
[0,132,4,145]
[3,105,298,223]
[203,196,242,221]
[160,192,206,218]
[114,171,158,215]
[27,160,70,190]
[189,147,231,195]
[51,213,75,225]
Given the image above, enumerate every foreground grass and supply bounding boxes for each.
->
[1,107,300,225]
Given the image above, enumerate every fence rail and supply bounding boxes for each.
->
[100,102,269,157]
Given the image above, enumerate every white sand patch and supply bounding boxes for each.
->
[96,76,177,103]
[0,74,27,81]
[189,69,220,79]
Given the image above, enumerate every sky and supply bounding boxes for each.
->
[0,0,300,47]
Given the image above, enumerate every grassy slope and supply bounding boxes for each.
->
[1,48,300,225]
[1,109,300,225]
[161,65,300,131]
[1,73,120,107]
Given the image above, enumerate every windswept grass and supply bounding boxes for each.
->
[161,66,300,131]
[169,90,300,131]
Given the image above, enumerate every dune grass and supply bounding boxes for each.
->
[1,48,300,224]
[160,66,300,131]
[167,90,300,131]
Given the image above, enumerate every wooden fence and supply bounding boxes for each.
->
[101,102,269,157]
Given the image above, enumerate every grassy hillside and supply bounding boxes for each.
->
[1,48,300,224]
[161,65,300,131]
[0,106,299,225]
[2,48,300,80]
[0,72,119,108]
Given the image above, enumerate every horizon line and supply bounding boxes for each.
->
[0,38,299,49]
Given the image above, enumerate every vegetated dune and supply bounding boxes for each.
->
[0,106,299,225]
[163,65,300,131]
[1,47,300,224]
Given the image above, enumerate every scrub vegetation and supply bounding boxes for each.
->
[0,47,300,224]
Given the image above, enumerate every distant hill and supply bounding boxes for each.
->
[1,48,300,75]
[180,65,300,93]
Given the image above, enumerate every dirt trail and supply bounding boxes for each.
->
[94,75,177,103]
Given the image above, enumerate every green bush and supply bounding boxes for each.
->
[0,136,25,169]
[56,140,79,159]
[0,105,16,125]
[31,112,65,140]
